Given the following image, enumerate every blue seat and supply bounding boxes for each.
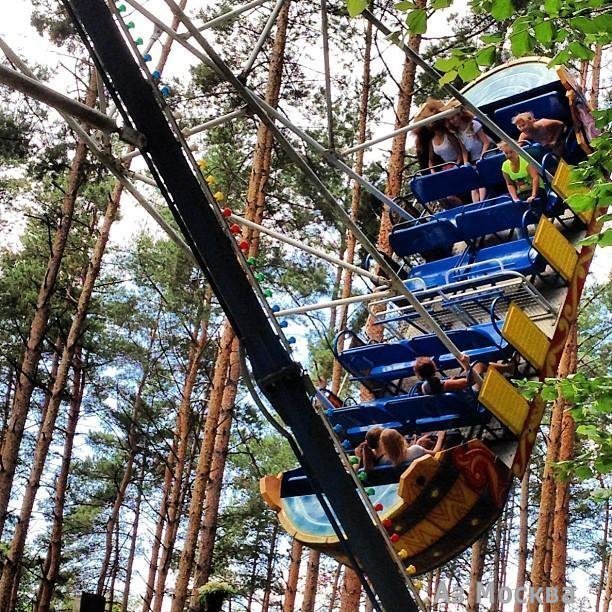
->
[389,217,461,257]
[407,251,471,289]
[493,91,570,140]
[407,236,547,288]
[433,195,512,224]
[335,324,511,392]
[454,199,541,241]
[409,324,510,370]
[330,392,489,448]
[410,164,481,205]
[475,143,545,192]
[337,341,418,378]
[471,238,546,278]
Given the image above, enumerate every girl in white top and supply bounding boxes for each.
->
[448,109,494,202]
[428,121,467,171]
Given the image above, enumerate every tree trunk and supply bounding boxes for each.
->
[596,492,609,612]
[365,8,424,344]
[514,466,530,612]
[0,368,15,448]
[330,17,373,394]
[339,569,362,612]
[152,316,210,612]
[0,73,95,535]
[142,455,175,612]
[603,551,612,612]
[122,456,146,612]
[467,534,488,612]
[0,180,122,608]
[283,540,303,612]
[490,518,503,611]
[589,46,602,109]
[188,338,239,601]
[550,326,577,612]
[35,353,85,612]
[529,327,577,612]
[261,524,279,612]
[106,517,121,612]
[500,500,513,596]
[328,565,342,612]
[175,326,238,612]
[301,550,320,612]
[97,321,159,595]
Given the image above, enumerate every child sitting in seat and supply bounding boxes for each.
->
[378,428,446,472]
[498,141,544,204]
[447,109,494,202]
[428,121,467,171]
[414,354,517,395]
[355,426,384,473]
[512,111,565,155]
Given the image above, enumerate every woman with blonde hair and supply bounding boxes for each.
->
[379,428,446,471]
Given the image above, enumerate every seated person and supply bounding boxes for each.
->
[428,121,467,171]
[414,354,517,395]
[447,109,494,202]
[498,141,544,204]
[512,111,565,154]
[378,428,446,472]
[355,426,384,473]
[414,429,462,450]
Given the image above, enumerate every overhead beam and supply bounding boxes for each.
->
[0,63,144,147]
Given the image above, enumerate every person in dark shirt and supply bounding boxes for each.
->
[414,354,517,395]
[355,426,384,473]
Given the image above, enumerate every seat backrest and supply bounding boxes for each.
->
[493,91,570,140]
[410,165,480,204]
[338,342,416,376]
[455,201,529,240]
[408,252,468,289]
[389,218,459,257]
[475,151,506,188]
[383,391,475,424]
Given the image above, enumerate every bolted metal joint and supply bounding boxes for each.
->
[119,125,147,148]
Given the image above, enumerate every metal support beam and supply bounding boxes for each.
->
[190,0,270,36]
[231,214,385,283]
[240,0,288,77]
[275,288,394,317]
[342,107,460,156]
[120,107,247,162]
[0,63,144,147]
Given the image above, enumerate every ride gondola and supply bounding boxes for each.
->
[261,58,603,576]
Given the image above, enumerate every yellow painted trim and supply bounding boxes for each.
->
[478,369,529,435]
[552,160,592,223]
[260,475,282,512]
[533,217,578,282]
[502,303,551,370]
